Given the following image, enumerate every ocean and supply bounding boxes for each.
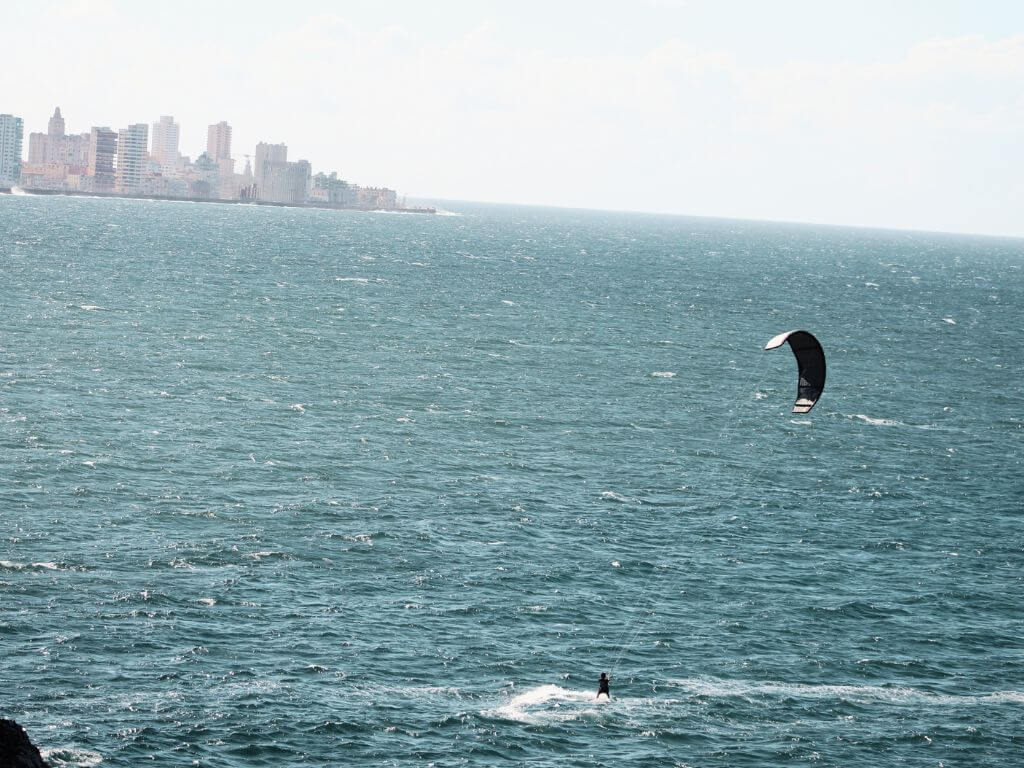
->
[1,194,1022,766]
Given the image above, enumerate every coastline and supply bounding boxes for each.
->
[2,186,436,214]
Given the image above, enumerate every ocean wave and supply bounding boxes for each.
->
[487,684,606,723]
[851,414,903,427]
[41,746,104,767]
[669,677,1024,706]
[0,560,84,572]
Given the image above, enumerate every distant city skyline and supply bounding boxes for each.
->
[6,103,403,209]
[3,1,1024,235]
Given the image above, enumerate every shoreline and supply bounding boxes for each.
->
[2,186,436,214]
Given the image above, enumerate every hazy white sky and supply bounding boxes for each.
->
[4,0,1024,235]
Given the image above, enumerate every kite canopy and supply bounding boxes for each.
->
[764,330,826,413]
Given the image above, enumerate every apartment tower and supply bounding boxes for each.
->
[115,123,148,194]
[0,113,24,189]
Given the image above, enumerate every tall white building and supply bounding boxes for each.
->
[115,123,148,194]
[254,141,287,196]
[151,116,180,171]
[0,113,24,189]
[207,121,232,162]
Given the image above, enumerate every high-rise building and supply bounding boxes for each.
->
[65,131,90,171]
[254,141,287,195]
[151,116,180,170]
[87,126,117,191]
[0,113,24,189]
[48,107,65,138]
[261,159,310,204]
[207,121,231,162]
[20,108,90,190]
[27,130,48,164]
[115,123,148,194]
[27,107,74,166]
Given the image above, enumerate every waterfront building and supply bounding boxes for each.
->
[261,158,310,204]
[238,157,256,200]
[86,126,117,191]
[65,132,90,170]
[115,123,148,194]
[254,141,287,194]
[310,171,352,205]
[355,186,398,210]
[27,131,47,164]
[20,108,92,190]
[27,107,64,165]
[189,151,220,198]
[217,157,237,199]
[151,116,180,171]
[207,121,232,162]
[0,113,24,189]
[48,107,65,139]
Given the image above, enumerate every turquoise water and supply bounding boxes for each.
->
[2,195,1022,766]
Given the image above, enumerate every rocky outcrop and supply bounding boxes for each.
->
[0,719,48,768]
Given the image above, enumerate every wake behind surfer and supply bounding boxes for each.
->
[597,672,610,700]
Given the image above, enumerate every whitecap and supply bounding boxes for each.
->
[289,404,305,413]
[197,597,217,606]
[343,533,374,545]
[852,414,902,427]
[600,490,630,503]
[335,277,369,283]
[488,684,599,723]
[245,550,285,560]
[1,560,62,571]
[650,371,676,378]
[501,299,518,306]
[943,317,956,325]
[669,676,1024,707]
[41,746,104,767]
[78,304,104,311]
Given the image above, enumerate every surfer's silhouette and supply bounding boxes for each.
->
[596,672,610,700]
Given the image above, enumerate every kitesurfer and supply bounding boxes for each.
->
[597,672,610,700]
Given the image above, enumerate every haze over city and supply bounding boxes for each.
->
[3,0,1024,235]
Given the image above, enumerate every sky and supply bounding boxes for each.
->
[4,0,1024,236]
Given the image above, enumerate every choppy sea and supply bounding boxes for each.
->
[1,194,1022,766]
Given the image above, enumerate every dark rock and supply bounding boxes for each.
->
[0,720,49,768]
